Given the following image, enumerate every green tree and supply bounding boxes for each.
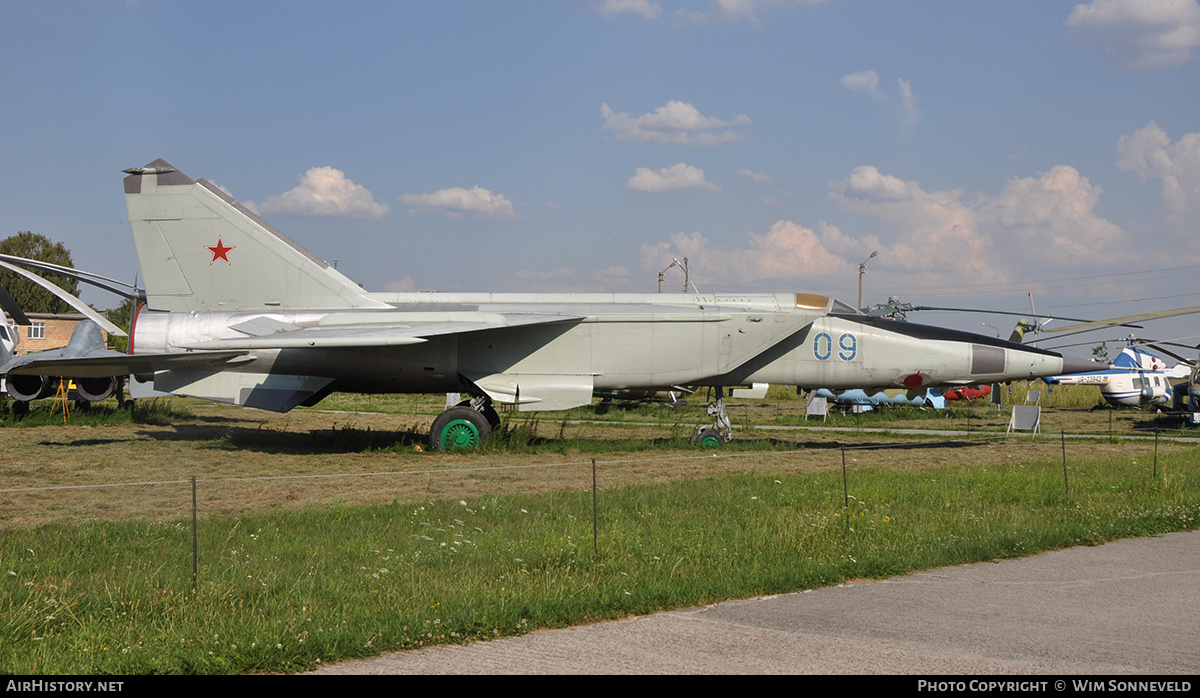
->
[0,231,80,314]
[106,297,134,352]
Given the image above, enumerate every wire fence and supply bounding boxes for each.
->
[2,426,1186,509]
[3,426,1192,590]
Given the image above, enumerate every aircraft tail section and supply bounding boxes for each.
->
[123,159,389,312]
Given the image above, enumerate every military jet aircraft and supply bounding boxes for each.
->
[1,159,1096,449]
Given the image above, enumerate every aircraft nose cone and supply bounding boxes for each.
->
[1057,354,1099,375]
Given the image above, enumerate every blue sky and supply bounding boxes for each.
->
[2,0,1199,346]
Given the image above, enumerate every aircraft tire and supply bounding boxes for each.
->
[696,429,725,448]
[455,399,501,428]
[430,406,492,451]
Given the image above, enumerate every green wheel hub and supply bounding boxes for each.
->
[440,418,481,450]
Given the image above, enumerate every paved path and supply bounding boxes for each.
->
[313,530,1200,674]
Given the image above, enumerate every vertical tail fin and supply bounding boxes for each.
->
[122,159,388,313]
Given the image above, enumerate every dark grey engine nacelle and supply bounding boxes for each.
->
[4,375,117,403]
[5,374,53,402]
[75,376,117,402]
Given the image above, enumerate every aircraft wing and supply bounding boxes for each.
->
[177,312,585,351]
[0,319,249,379]
[2,349,250,379]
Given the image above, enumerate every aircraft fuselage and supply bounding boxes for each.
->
[130,292,1085,412]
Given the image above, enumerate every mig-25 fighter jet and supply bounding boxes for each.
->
[3,160,1095,449]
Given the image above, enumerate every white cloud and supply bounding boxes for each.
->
[401,186,519,221]
[208,180,236,199]
[841,165,917,201]
[982,165,1127,257]
[739,168,770,183]
[830,164,1127,277]
[841,71,919,131]
[1066,0,1200,69]
[384,276,416,292]
[640,221,846,286]
[601,101,750,146]
[253,167,390,220]
[596,0,662,20]
[627,162,719,192]
[592,265,633,283]
[840,70,883,100]
[627,164,1129,296]
[1117,122,1200,225]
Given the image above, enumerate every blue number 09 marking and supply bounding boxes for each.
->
[839,333,858,361]
[814,332,857,361]
[813,332,832,361]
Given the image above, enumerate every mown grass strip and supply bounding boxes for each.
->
[3,451,1198,674]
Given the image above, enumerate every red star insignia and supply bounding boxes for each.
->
[206,237,235,264]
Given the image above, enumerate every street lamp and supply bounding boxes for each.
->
[857,250,878,309]
[657,257,689,293]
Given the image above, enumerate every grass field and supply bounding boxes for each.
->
[1,387,1198,674]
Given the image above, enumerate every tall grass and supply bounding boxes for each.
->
[0,397,189,427]
[3,451,1198,674]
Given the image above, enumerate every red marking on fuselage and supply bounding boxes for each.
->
[129,302,146,355]
[206,237,235,264]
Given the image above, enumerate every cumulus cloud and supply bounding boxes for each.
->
[601,101,750,146]
[592,265,633,283]
[841,70,884,99]
[841,165,918,201]
[1117,121,1200,224]
[400,186,519,221]
[253,167,390,220]
[830,164,1127,277]
[627,162,719,192]
[1066,0,1200,69]
[640,221,846,287]
[595,0,662,20]
[739,168,771,183]
[625,163,1130,295]
[841,71,919,131]
[384,276,416,292]
[981,166,1127,256]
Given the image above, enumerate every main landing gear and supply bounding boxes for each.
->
[692,387,731,447]
[428,389,734,451]
[429,395,501,451]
